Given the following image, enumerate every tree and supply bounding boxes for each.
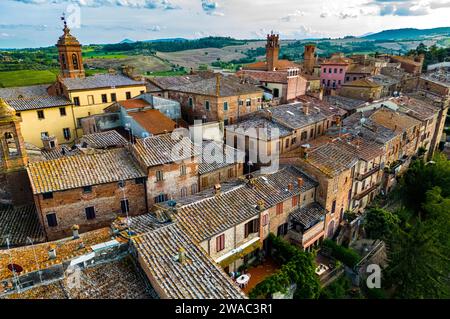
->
[364,207,400,241]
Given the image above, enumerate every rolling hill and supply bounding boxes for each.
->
[362,27,450,40]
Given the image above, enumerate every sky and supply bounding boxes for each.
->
[0,0,450,48]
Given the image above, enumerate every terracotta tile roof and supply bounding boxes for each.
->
[117,99,150,110]
[325,95,366,111]
[62,74,145,91]
[369,74,400,87]
[6,96,72,111]
[289,202,327,230]
[391,55,422,67]
[168,74,263,97]
[243,59,301,71]
[341,78,382,88]
[147,72,216,90]
[198,141,245,175]
[0,204,45,248]
[130,109,177,135]
[236,70,288,84]
[346,64,376,74]
[79,130,128,149]
[391,95,440,121]
[132,223,246,299]
[133,133,198,167]
[304,141,358,176]
[322,55,352,65]
[163,166,318,243]
[369,107,421,133]
[225,115,292,141]
[41,145,82,160]
[0,84,50,99]
[27,148,146,194]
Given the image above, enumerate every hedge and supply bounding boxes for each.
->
[322,239,361,268]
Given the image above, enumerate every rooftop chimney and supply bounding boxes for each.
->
[178,247,186,264]
[215,73,221,97]
[287,183,293,191]
[72,224,80,240]
[297,177,304,189]
[214,183,221,195]
[257,199,265,211]
[319,88,324,101]
[303,103,310,115]
[48,245,57,260]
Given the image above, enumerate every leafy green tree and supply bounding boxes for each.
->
[364,207,400,241]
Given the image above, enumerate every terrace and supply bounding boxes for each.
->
[239,257,281,295]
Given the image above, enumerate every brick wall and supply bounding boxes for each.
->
[35,179,147,240]
[199,163,244,191]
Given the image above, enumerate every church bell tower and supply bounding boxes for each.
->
[56,16,85,79]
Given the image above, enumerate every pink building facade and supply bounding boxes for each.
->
[320,63,349,90]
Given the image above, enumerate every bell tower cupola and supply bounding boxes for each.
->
[266,32,280,71]
[56,15,85,79]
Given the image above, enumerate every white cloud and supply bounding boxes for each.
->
[281,10,306,22]
[13,0,180,10]
[201,0,224,16]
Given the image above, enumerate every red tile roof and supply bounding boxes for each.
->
[130,109,176,135]
[118,99,150,110]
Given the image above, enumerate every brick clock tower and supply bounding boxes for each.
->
[266,32,280,71]
[0,98,32,205]
[56,17,85,79]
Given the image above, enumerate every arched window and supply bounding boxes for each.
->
[72,54,79,70]
[60,54,67,69]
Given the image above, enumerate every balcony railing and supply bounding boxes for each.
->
[353,183,380,201]
[355,165,380,181]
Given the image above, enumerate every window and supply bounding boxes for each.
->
[262,214,269,226]
[223,101,228,111]
[43,192,53,200]
[60,54,67,69]
[41,132,49,139]
[180,187,187,198]
[135,177,145,184]
[73,97,80,106]
[216,234,225,252]
[245,219,260,238]
[59,107,66,116]
[37,110,45,119]
[346,76,350,81]
[339,68,343,74]
[205,100,210,111]
[329,68,332,74]
[276,202,283,215]
[189,97,193,107]
[121,199,129,214]
[301,131,307,141]
[46,213,57,227]
[331,200,336,214]
[101,94,108,103]
[63,128,71,140]
[322,79,326,85]
[291,137,296,145]
[180,165,186,176]
[285,139,289,149]
[277,223,288,237]
[111,93,117,102]
[126,92,132,99]
[323,68,327,73]
[310,128,314,138]
[334,68,337,73]
[246,99,251,107]
[72,54,79,70]
[238,100,244,106]
[273,88,280,98]
[85,206,96,220]
[156,170,164,182]
[16,112,21,117]
[191,183,198,194]
[327,79,330,87]
[140,90,145,95]
[228,168,234,178]
[154,194,168,203]
[83,186,92,193]
[87,95,94,105]
[292,195,298,207]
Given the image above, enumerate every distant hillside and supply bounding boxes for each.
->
[143,38,187,43]
[363,27,450,40]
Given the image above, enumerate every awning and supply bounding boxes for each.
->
[216,237,262,267]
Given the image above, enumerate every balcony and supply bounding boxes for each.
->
[353,183,380,201]
[355,165,380,181]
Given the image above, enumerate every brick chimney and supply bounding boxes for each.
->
[303,103,310,115]
[72,224,80,239]
[178,247,186,264]
[215,73,221,97]
[257,199,265,211]
[48,245,57,260]
[42,135,58,151]
[288,183,293,191]
[214,183,221,195]
[297,177,304,189]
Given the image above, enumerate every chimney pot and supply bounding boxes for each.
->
[214,183,221,195]
[48,245,57,260]
[178,247,186,264]
[297,177,304,188]
[72,224,80,239]
[257,199,265,211]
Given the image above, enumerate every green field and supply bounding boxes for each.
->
[0,68,107,88]
[146,69,187,77]
[83,51,128,59]
[0,69,58,88]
